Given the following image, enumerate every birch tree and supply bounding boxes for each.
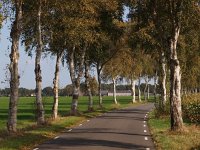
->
[34,0,45,125]
[21,0,48,124]
[84,59,94,111]
[7,0,22,133]
[52,51,63,119]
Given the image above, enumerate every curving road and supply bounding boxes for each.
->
[34,103,155,150]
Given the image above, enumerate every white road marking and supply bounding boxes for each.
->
[144,130,147,132]
[33,148,39,150]
[68,129,72,132]
[143,121,146,123]
[87,120,90,122]
[145,137,148,140]
[146,148,150,150]
[54,136,59,139]
[144,124,146,127]
[79,124,82,126]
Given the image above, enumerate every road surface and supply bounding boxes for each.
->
[34,103,155,150]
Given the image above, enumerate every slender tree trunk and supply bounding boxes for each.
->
[138,75,141,102]
[131,77,136,103]
[144,76,148,101]
[97,66,102,107]
[52,51,63,120]
[35,0,45,125]
[147,84,150,100]
[69,46,86,115]
[85,60,93,111]
[169,26,183,131]
[154,71,158,102]
[160,52,167,109]
[112,77,117,104]
[7,0,22,133]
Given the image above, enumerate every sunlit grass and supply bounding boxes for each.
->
[149,111,200,150]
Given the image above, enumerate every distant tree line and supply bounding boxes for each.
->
[0,83,159,97]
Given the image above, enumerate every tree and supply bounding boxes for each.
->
[102,50,125,104]
[6,0,22,133]
[84,60,95,111]
[42,87,53,96]
[22,0,46,125]
[34,0,45,125]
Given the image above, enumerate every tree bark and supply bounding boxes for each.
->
[131,77,136,103]
[147,84,150,100]
[52,51,63,120]
[35,0,45,125]
[69,46,86,115]
[154,71,158,102]
[138,75,141,102]
[85,60,93,111]
[160,52,167,109]
[169,26,183,131]
[112,77,117,104]
[7,0,22,133]
[97,65,103,107]
[143,76,148,101]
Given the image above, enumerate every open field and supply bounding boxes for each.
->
[0,96,138,130]
[0,96,144,150]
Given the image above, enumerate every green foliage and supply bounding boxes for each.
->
[0,4,2,29]
[182,94,200,124]
[154,100,170,118]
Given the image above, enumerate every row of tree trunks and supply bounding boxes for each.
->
[7,0,23,133]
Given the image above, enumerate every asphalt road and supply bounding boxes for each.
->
[34,103,155,150]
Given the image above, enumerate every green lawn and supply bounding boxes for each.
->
[0,96,142,150]
[148,111,200,150]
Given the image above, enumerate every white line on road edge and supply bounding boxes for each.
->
[144,125,146,127]
[146,148,150,150]
[68,129,72,132]
[87,120,90,122]
[145,137,148,140]
[79,124,82,126]
[54,136,59,139]
[143,121,146,123]
[33,148,39,150]
[144,130,147,132]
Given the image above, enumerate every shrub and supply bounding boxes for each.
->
[182,94,200,124]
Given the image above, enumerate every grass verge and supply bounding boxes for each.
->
[148,111,200,150]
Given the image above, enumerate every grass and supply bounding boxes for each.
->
[0,96,145,150]
[148,111,200,150]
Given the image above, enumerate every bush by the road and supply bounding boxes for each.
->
[182,94,200,124]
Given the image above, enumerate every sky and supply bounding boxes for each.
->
[0,21,73,89]
[0,7,132,89]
